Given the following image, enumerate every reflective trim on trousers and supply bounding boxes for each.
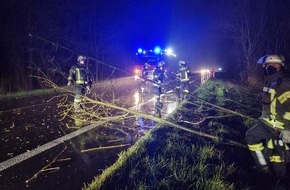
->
[248,142,264,151]
[269,155,284,163]
[255,151,267,165]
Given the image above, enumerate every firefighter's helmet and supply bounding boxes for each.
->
[257,54,285,66]
[144,62,150,69]
[77,55,87,63]
[157,61,165,67]
[179,60,186,66]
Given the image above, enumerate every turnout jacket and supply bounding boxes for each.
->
[68,64,92,86]
[176,66,190,82]
[153,67,165,84]
[261,71,290,130]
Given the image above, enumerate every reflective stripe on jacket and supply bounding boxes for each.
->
[177,66,190,82]
[261,72,290,130]
[68,65,91,85]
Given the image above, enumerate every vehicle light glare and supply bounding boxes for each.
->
[166,48,173,55]
[200,69,208,73]
[154,46,161,54]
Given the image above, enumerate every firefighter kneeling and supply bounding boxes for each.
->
[245,54,290,181]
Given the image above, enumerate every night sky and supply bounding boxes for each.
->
[1,0,222,67]
[1,0,290,91]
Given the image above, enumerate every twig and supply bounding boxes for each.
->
[81,144,131,153]
[26,146,67,184]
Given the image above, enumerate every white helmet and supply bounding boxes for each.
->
[257,54,285,66]
[157,61,165,67]
[77,55,87,63]
[179,60,186,66]
[144,62,150,68]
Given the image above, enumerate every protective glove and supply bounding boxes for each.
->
[67,81,72,86]
[279,130,290,143]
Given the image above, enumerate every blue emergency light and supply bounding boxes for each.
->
[154,46,161,54]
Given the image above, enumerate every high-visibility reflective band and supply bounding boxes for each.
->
[74,98,82,103]
[76,68,81,79]
[248,143,264,151]
[283,112,290,121]
[262,118,284,130]
[267,139,274,149]
[270,90,277,120]
[269,155,284,163]
[278,91,290,104]
[180,79,190,82]
[75,68,85,84]
[255,150,267,165]
[76,80,85,84]
[263,87,276,94]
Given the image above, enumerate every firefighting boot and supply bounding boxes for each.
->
[269,138,288,179]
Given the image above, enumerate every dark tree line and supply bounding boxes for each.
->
[216,0,290,84]
[1,0,290,93]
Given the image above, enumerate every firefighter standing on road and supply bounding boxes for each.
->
[140,62,150,93]
[245,54,290,181]
[67,55,92,112]
[153,61,165,117]
[176,60,190,100]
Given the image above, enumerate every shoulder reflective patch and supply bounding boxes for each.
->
[283,112,290,121]
[278,91,290,104]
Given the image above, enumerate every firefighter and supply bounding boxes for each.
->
[140,62,150,93]
[176,60,190,100]
[152,61,165,117]
[245,54,290,180]
[209,68,215,79]
[142,62,150,80]
[67,55,92,112]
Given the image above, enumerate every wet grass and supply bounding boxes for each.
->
[84,126,238,190]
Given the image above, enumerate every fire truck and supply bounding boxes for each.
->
[133,46,176,81]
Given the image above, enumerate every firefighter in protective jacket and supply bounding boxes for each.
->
[140,62,150,93]
[67,55,92,112]
[176,60,190,100]
[245,54,290,180]
[153,61,165,117]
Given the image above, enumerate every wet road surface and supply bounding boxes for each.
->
[0,76,179,190]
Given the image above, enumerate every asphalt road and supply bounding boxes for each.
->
[0,76,180,190]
